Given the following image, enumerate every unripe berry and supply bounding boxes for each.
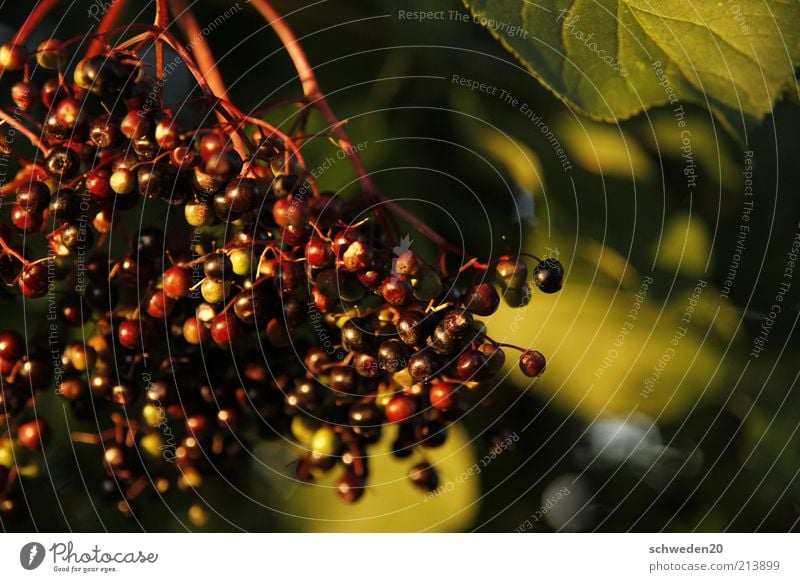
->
[0,44,28,71]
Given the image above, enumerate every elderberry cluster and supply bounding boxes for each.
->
[0,27,563,523]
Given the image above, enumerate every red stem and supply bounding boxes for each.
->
[154,0,168,100]
[249,0,376,197]
[0,235,27,266]
[10,0,60,46]
[86,0,129,58]
[167,0,248,159]
[0,107,50,155]
[249,0,470,257]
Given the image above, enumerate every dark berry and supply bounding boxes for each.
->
[533,259,564,293]
[519,349,546,377]
[464,283,500,316]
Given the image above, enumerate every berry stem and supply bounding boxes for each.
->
[86,0,129,58]
[154,0,169,100]
[251,0,473,258]
[250,0,377,197]
[166,0,248,159]
[0,108,50,155]
[0,235,27,266]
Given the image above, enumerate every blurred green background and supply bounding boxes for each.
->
[1,0,799,532]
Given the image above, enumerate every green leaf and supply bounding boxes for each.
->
[464,0,800,129]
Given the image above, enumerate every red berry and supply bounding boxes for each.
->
[305,236,333,268]
[273,196,309,228]
[429,381,456,410]
[455,349,488,381]
[385,395,417,423]
[211,312,242,345]
[464,283,500,316]
[10,204,43,232]
[519,349,546,378]
[118,319,142,349]
[163,266,192,299]
[11,81,40,111]
[16,181,51,212]
[85,169,113,199]
[146,289,175,318]
[120,110,152,139]
[336,472,365,504]
[199,130,226,163]
[380,274,413,306]
[18,263,48,297]
[0,331,24,360]
[17,419,50,450]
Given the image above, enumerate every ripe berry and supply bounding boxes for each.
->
[224,178,260,213]
[19,263,49,298]
[341,318,374,353]
[407,351,440,382]
[496,258,528,289]
[533,259,564,293]
[45,146,80,180]
[385,394,417,423]
[11,204,43,232]
[238,291,270,325]
[330,366,358,394]
[354,353,380,378]
[273,174,299,197]
[408,461,439,492]
[11,81,40,110]
[211,312,242,345]
[396,311,432,347]
[46,188,77,221]
[336,472,365,504]
[519,349,546,377]
[203,253,233,282]
[377,339,409,373]
[205,150,243,178]
[16,419,50,450]
[455,349,488,381]
[89,114,121,148]
[163,266,192,299]
[305,236,333,268]
[121,110,153,139]
[464,283,500,316]
[86,169,113,199]
[118,319,142,349]
[430,381,457,410]
[273,196,309,227]
[0,331,24,360]
[146,289,175,318]
[417,420,448,448]
[16,181,51,213]
[380,274,413,306]
[349,402,381,430]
